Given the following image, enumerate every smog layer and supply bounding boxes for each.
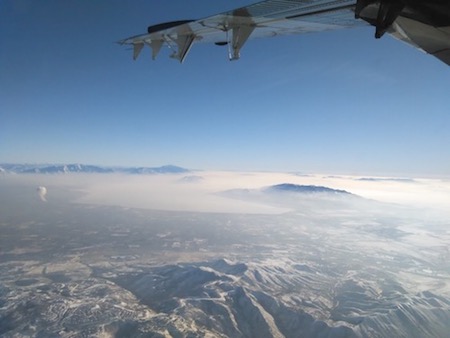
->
[1,169,449,337]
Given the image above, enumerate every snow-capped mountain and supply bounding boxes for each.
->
[0,163,189,174]
[124,165,189,174]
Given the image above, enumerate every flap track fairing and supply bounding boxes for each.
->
[133,42,144,60]
[229,24,255,60]
[170,34,196,63]
[146,40,163,60]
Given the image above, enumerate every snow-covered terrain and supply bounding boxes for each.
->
[1,169,449,337]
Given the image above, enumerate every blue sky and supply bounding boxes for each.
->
[1,0,449,176]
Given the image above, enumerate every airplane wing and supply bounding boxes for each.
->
[118,0,450,65]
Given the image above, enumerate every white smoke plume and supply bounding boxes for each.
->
[37,186,47,202]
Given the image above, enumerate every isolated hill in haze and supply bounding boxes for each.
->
[265,183,351,195]
[223,184,354,197]
[219,183,367,214]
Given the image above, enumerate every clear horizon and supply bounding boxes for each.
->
[2,162,450,180]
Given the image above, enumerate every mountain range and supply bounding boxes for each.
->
[108,258,450,337]
[0,163,189,174]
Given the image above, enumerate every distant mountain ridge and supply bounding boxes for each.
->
[223,183,353,198]
[266,183,351,195]
[0,163,189,174]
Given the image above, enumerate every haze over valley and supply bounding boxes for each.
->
[1,165,449,337]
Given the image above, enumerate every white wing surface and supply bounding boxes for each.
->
[119,0,450,65]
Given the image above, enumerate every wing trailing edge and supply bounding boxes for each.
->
[119,0,450,65]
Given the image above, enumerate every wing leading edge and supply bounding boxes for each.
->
[119,0,450,65]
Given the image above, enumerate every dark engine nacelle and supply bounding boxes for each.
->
[147,20,195,34]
